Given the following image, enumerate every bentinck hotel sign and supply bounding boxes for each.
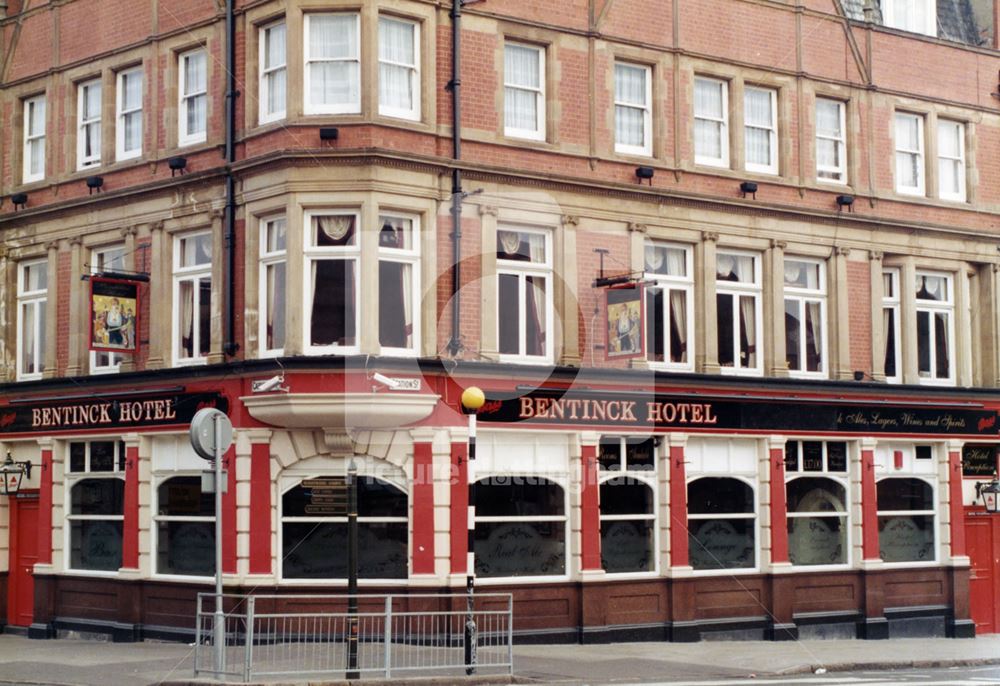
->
[477,389,1000,436]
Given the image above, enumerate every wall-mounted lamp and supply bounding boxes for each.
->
[319,127,340,141]
[976,479,1000,513]
[167,156,188,176]
[836,194,854,212]
[739,181,758,199]
[635,166,654,185]
[86,176,104,194]
[10,192,28,210]
[0,451,32,496]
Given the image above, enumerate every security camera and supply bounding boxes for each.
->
[372,372,402,390]
[252,375,287,393]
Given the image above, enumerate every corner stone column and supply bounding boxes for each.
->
[869,252,886,381]
[831,246,853,380]
[41,241,59,378]
[410,428,436,577]
[560,215,581,366]
[119,226,138,372]
[207,210,226,365]
[145,222,168,369]
[697,232,719,374]
[478,206,499,361]
[766,240,787,377]
[65,237,84,377]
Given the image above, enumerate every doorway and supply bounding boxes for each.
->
[966,510,1000,634]
[7,494,39,627]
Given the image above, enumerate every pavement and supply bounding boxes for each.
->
[1,631,1000,685]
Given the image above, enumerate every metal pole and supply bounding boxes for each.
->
[347,458,359,679]
[213,414,225,675]
[447,0,464,355]
[464,411,477,674]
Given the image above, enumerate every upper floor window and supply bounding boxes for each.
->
[304,13,360,115]
[915,271,953,384]
[614,62,651,156]
[644,242,693,370]
[895,112,925,195]
[91,245,126,375]
[77,80,102,170]
[259,20,287,123]
[305,212,359,353]
[179,49,207,146]
[784,258,826,377]
[378,215,420,354]
[882,0,936,36]
[378,16,420,121]
[744,86,777,174]
[716,251,761,375]
[504,42,545,141]
[67,440,126,572]
[882,268,902,383]
[116,67,143,161]
[23,95,46,183]
[694,76,728,167]
[497,227,552,362]
[17,259,47,380]
[937,119,966,202]
[688,477,756,571]
[259,216,287,357]
[173,231,212,365]
[816,98,846,183]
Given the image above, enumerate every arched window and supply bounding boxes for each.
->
[282,477,408,579]
[66,440,126,572]
[155,476,215,576]
[786,477,847,566]
[877,478,936,563]
[473,477,565,577]
[600,479,655,573]
[687,477,755,570]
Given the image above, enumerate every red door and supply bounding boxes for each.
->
[7,494,39,627]
[966,511,1000,634]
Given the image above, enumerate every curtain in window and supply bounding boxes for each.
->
[179,281,194,357]
[82,85,101,158]
[895,115,921,187]
[184,53,207,135]
[309,15,358,106]
[379,18,414,112]
[504,45,539,131]
[694,79,722,159]
[21,303,36,374]
[740,294,756,367]
[122,73,142,152]
[805,300,822,371]
[744,88,773,167]
[266,262,286,350]
[264,24,287,115]
[646,288,664,361]
[883,307,896,377]
[615,64,645,147]
[669,289,687,363]
[197,278,211,356]
[731,254,754,282]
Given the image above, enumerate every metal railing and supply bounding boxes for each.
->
[194,592,513,681]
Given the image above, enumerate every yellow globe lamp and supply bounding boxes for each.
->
[461,386,486,413]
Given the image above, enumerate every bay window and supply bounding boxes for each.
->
[915,271,953,384]
[504,42,545,140]
[155,476,214,576]
[937,119,965,202]
[305,212,359,352]
[259,216,287,356]
[882,268,901,383]
[378,214,420,353]
[497,227,552,362]
[17,259,47,380]
[259,20,287,123]
[687,477,756,571]
[877,477,936,563]
[178,49,207,146]
[716,251,761,375]
[644,241,692,370]
[784,257,826,376]
[67,441,126,572]
[895,112,925,195]
[116,67,143,161]
[379,16,420,120]
[173,231,212,365]
[614,61,651,156]
[816,97,846,183]
[744,86,777,174]
[77,79,101,170]
[304,13,360,114]
[91,245,127,374]
[23,94,46,182]
[694,76,728,167]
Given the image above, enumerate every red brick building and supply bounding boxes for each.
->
[2,0,1000,642]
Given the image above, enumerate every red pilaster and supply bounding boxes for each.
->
[861,447,879,560]
[248,441,272,575]
[412,441,435,574]
[223,446,237,574]
[769,446,789,563]
[37,447,53,565]
[948,449,966,558]
[450,441,468,575]
[669,445,688,567]
[580,443,601,570]
[122,444,139,569]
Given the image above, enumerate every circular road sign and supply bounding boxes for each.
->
[190,407,234,461]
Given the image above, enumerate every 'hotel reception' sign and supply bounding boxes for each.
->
[476,389,1000,436]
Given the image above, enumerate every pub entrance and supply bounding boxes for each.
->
[6,493,39,627]
[966,509,1000,634]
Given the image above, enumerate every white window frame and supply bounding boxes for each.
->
[915,270,955,386]
[503,41,546,141]
[597,436,658,576]
[784,440,851,569]
[259,215,287,358]
[259,20,287,124]
[378,15,420,121]
[377,213,421,356]
[152,473,215,578]
[686,475,758,575]
[895,111,925,196]
[882,268,902,384]
[876,476,938,566]
[614,61,652,157]
[172,231,213,366]
[304,13,361,115]
[643,241,694,372]
[716,250,762,376]
[23,95,46,183]
[303,210,361,355]
[116,67,143,161]
[744,86,778,175]
[937,119,966,202]
[77,79,102,170]
[64,440,126,575]
[178,48,208,146]
[16,258,47,381]
[90,245,127,375]
[496,226,554,364]
[783,257,828,378]
[693,76,729,168]
[815,97,846,184]
[882,0,937,37]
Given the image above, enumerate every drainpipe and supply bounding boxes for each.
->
[223,0,239,356]
[447,0,464,356]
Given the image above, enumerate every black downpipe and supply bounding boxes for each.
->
[223,0,239,356]
[447,0,464,355]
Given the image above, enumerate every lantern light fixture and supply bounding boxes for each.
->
[976,478,1000,513]
[0,451,32,496]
